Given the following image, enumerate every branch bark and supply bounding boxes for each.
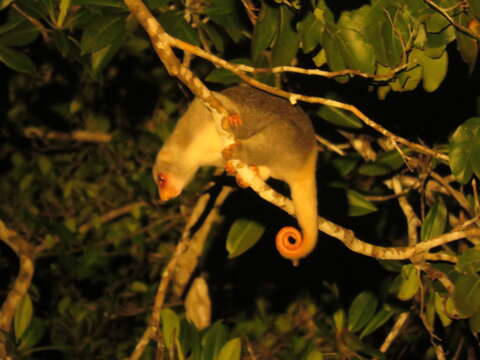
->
[0,221,51,358]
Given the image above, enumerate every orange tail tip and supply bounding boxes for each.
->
[275,226,305,267]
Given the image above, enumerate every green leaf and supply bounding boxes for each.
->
[449,117,480,183]
[0,0,14,10]
[469,0,480,18]
[161,308,180,351]
[425,291,436,329]
[53,30,75,58]
[317,103,362,129]
[426,28,455,52]
[397,264,420,301]
[217,338,241,360]
[423,45,446,59]
[91,33,126,77]
[226,218,265,258]
[455,14,478,74]
[365,5,405,67]
[145,0,170,7]
[14,294,33,340]
[38,155,53,175]
[397,49,423,92]
[305,350,324,360]
[332,155,360,177]
[358,150,406,176]
[205,0,246,43]
[130,281,148,293]
[179,319,202,358]
[333,308,345,331]
[377,259,403,273]
[297,10,324,53]
[0,19,39,47]
[420,50,448,92]
[321,29,347,77]
[0,16,23,35]
[337,9,376,73]
[17,318,46,351]
[20,173,34,192]
[58,296,71,315]
[80,15,126,55]
[357,162,392,176]
[158,10,200,46]
[347,190,378,217]
[271,6,300,66]
[0,45,35,73]
[85,114,111,132]
[434,292,452,327]
[421,198,447,241]
[469,309,480,332]
[57,0,71,28]
[453,274,480,317]
[251,2,278,61]
[348,291,378,332]
[14,0,50,19]
[200,23,225,54]
[201,321,228,360]
[425,11,450,33]
[359,306,395,339]
[456,248,480,275]
[74,0,126,8]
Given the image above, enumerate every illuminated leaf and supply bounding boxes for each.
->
[397,264,420,301]
[14,294,33,340]
[421,198,447,241]
[226,218,265,258]
[449,117,480,183]
[348,291,378,332]
[217,338,241,360]
[453,274,480,317]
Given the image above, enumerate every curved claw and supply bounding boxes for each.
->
[227,114,242,127]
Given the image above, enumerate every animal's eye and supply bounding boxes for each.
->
[157,173,167,186]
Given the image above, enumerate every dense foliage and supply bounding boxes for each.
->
[1,0,480,359]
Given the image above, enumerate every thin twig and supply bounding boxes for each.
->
[424,252,457,263]
[416,262,454,293]
[265,63,409,81]
[0,220,51,358]
[431,172,472,216]
[161,33,448,162]
[391,176,421,245]
[24,127,112,143]
[315,135,346,156]
[240,0,258,25]
[423,0,480,40]
[78,201,147,234]
[380,312,409,353]
[433,343,447,360]
[12,4,50,42]
[173,187,233,296]
[366,191,411,202]
[472,178,479,213]
[129,233,189,360]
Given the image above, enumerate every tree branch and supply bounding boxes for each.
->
[0,220,52,358]
[423,0,480,41]
[157,32,449,162]
[24,127,112,143]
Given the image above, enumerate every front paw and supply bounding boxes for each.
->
[221,142,238,160]
[225,160,237,175]
[235,173,249,188]
[228,114,242,127]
